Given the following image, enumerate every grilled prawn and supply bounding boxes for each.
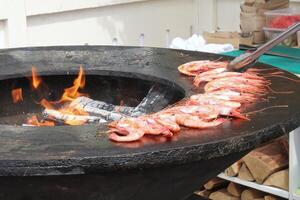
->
[178,60,228,76]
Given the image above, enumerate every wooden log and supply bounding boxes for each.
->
[279,137,288,155]
[69,96,135,115]
[227,182,244,197]
[243,141,288,183]
[263,169,289,190]
[264,195,282,200]
[132,84,173,116]
[244,0,255,6]
[43,109,107,124]
[241,189,264,200]
[209,189,239,200]
[66,101,127,121]
[204,177,228,190]
[238,163,255,181]
[69,97,128,121]
[194,190,211,198]
[225,160,243,177]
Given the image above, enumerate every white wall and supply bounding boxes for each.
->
[216,0,242,31]
[26,0,196,47]
[0,0,299,48]
[0,20,7,47]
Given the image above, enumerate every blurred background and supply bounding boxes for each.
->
[0,0,298,49]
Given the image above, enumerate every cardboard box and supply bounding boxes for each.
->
[253,31,265,44]
[264,0,289,10]
[244,0,255,6]
[203,32,240,49]
[240,4,257,13]
[240,34,254,46]
[240,12,266,32]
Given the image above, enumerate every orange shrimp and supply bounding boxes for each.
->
[164,105,219,121]
[189,94,241,109]
[212,104,249,120]
[175,114,226,129]
[142,117,173,137]
[194,70,265,87]
[109,118,146,142]
[152,113,181,132]
[210,76,268,87]
[109,116,174,142]
[206,89,258,103]
[204,78,268,94]
[193,68,227,86]
[178,60,228,76]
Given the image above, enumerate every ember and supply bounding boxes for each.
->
[26,115,55,127]
[11,88,23,104]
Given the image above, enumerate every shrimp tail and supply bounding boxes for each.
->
[229,110,250,120]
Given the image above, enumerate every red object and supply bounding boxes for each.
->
[270,15,300,28]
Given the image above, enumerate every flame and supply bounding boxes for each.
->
[31,67,42,89]
[11,88,23,103]
[60,66,86,103]
[27,66,89,126]
[54,65,88,119]
[27,115,55,126]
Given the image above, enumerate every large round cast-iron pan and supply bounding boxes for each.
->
[0,46,299,200]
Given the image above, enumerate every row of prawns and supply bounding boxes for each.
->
[108,60,271,142]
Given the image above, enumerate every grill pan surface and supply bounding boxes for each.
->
[0,46,299,200]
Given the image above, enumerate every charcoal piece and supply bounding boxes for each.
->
[131,84,174,116]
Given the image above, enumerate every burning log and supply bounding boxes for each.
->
[41,83,175,125]
[131,84,174,116]
[66,84,174,121]
[69,96,135,115]
[43,109,107,125]
[68,99,125,121]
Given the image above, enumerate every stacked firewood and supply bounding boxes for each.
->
[240,0,289,44]
[195,178,283,200]
[196,137,288,200]
[225,137,288,187]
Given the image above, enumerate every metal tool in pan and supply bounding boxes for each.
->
[239,45,300,60]
[227,22,300,72]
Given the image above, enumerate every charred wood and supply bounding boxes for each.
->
[131,84,174,116]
